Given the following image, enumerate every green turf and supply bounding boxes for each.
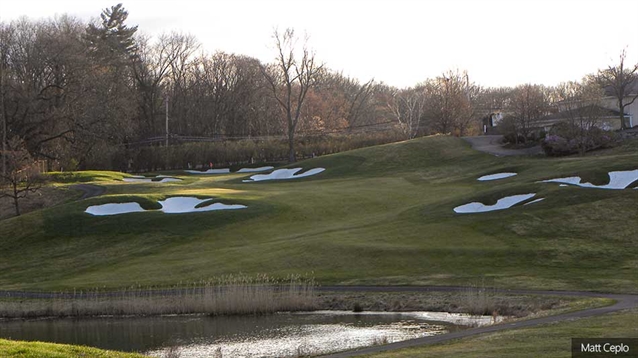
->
[0,339,147,358]
[46,171,130,183]
[362,309,638,358]
[1,135,637,292]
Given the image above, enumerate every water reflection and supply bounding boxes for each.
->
[0,311,491,357]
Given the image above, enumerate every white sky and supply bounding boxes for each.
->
[2,0,637,88]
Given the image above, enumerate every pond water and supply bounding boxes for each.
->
[0,311,492,357]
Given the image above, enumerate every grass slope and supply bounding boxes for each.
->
[0,136,636,292]
[0,339,146,358]
[363,309,638,358]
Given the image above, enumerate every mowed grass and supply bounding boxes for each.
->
[0,135,637,292]
[0,339,147,358]
[362,309,638,358]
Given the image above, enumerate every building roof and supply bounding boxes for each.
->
[541,105,628,121]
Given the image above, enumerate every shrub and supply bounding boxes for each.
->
[498,116,541,145]
[541,122,618,156]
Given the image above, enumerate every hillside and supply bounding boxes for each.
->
[1,135,637,292]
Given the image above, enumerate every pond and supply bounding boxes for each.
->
[0,311,496,357]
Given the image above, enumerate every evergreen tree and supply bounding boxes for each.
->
[85,3,138,62]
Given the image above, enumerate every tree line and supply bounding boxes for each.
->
[0,5,393,171]
[1,4,636,172]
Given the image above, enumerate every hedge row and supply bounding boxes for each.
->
[80,131,404,172]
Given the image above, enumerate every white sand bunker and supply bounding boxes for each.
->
[85,197,246,216]
[185,168,231,174]
[541,169,638,190]
[242,168,325,182]
[158,197,246,213]
[454,193,536,214]
[236,166,275,173]
[123,175,181,183]
[85,202,146,216]
[185,166,275,175]
[524,198,545,206]
[477,172,517,181]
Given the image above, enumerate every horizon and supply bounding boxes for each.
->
[1,0,637,88]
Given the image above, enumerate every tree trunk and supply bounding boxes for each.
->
[12,183,20,216]
[288,130,296,163]
[619,99,626,130]
[13,196,20,216]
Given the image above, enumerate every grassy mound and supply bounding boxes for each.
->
[0,339,146,358]
[1,135,637,292]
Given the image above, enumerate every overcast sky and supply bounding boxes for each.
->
[2,0,637,88]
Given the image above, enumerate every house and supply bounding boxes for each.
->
[536,105,631,132]
[482,112,503,134]
[549,79,638,130]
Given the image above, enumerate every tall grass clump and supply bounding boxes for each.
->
[462,279,496,316]
[0,274,316,319]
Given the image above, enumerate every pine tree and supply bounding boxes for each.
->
[85,3,138,62]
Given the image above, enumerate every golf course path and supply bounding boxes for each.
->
[463,135,543,156]
[318,286,638,357]
[69,184,106,199]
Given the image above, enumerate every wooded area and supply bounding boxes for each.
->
[0,4,636,173]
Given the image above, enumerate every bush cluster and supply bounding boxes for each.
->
[541,122,618,156]
[498,117,546,145]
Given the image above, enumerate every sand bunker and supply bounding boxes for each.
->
[524,198,545,206]
[477,172,517,181]
[242,168,325,182]
[236,166,275,173]
[86,197,246,216]
[123,176,181,183]
[185,169,231,174]
[158,197,246,213]
[541,169,638,190]
[185,166,276,174]
[85,202,146,216]
[454,193,536,214]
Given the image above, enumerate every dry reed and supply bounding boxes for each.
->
[462,278,496,315]
[0,274,316,319]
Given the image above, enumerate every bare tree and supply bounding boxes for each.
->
[476,86,513,113]
[0,137,43,216]
[509,84,550,143]
[186,52,278,138]
[261,28,323,163]
[388,87,426,139]
[553,80,607,155]
[0,23,10,177]
[424,70,477,136]
[319,72,376,130]
[132,32,198,137]
[596,49,638,130]
[1,16,111,167]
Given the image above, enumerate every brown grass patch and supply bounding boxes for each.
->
[0,275,317,319]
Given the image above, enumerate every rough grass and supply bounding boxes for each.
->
[361,308,638,358]
[0,135,637,292]
[0,339,147,358]
[0,186,76,221]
